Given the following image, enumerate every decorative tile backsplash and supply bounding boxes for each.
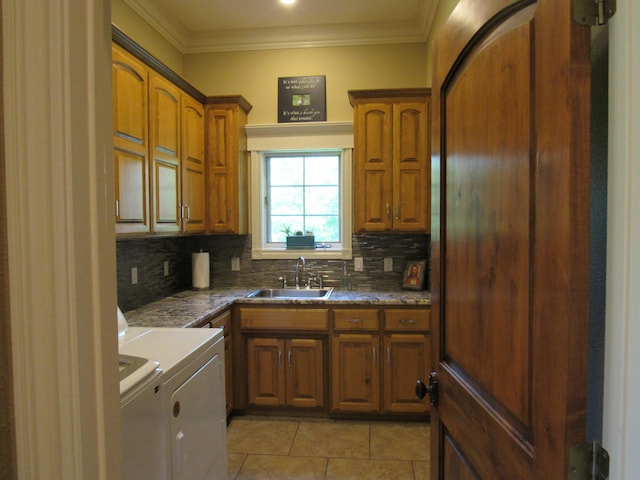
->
[116,233,430,312]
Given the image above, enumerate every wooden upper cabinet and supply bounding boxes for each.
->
[149,72,181,234]
[112,41,206,237]
[205,96,252,234]
[112,44,150,235]
[181,95,206,234]
[349,89,430,233]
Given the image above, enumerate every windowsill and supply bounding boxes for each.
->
[251,247,352,260]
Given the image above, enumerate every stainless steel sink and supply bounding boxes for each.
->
[247,287,333,300]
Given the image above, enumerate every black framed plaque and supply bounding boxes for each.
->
[278,75,326,123]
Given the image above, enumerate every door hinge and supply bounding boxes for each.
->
[568,441,610,479]
[574,0,616,26]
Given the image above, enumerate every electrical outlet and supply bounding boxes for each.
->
[163,261,169,276]
[231,257,240,271]
[384,257,393,272]
[354,257,364,272]
[131,267,138,285]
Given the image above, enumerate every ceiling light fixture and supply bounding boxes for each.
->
[280,0,296,5]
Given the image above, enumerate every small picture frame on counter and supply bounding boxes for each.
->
[402,259,426,290]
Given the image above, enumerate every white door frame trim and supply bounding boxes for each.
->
[3,0,120,478]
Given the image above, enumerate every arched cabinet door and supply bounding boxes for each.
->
[112,44,150,235]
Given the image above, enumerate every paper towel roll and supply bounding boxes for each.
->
[192,251,210,289]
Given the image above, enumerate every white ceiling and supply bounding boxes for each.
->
[122,0,440,53]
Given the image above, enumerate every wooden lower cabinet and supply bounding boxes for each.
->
[331,306,431,415]
[331,334,380,412]
[247,337,324,408]
[236,304,430,417]
[383,334,430,413]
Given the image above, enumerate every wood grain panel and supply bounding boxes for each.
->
[383,334,430,413]
[384,308,430,331]
[286,338,324,408]
[333,308,379,331]
[239,307,328,331]
[443,18,533,426]
[331,334,379,412]
[247,337,285,407]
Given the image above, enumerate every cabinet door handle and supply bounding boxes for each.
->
[278,350,282,368]
[348,318,363,324]
[186,205,191,222]
[395,204,400,220]
[387,347,391,364]
[179,204,185,221]
[115,200,119,218]
[386,203,391,220]
[399,319,416,325]
[287,350,292,368]
[373,347,377,366]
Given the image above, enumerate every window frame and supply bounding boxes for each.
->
[247,122,353,260]
[265,150,342,244]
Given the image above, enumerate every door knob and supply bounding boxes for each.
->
[416,372,439,406]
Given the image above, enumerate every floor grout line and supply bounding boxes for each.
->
[229,416,430,479]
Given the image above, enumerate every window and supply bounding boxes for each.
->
[247,121,353,260]
[266,153,340,243]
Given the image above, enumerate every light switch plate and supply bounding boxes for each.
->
[131,267,138,285]
[384,257,393,272]
[354,257,364,272]
[231,257,240,271]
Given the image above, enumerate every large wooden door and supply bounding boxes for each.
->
[430,1,592,478]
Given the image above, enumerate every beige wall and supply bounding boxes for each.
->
[108,0,462,124]
[184,44,428,124]
[109,0,461,123]
[111,0,185,75]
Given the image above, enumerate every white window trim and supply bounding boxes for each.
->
[247,122,354,260]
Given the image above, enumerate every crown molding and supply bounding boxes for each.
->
[123,0,439,53]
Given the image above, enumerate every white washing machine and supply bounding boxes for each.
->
[119,324,227,480]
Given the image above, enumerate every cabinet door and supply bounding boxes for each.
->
[286,338,324,408]
[149,72,181,234]
[383,334,430,413]
[393,101,429,232]
[247,337,285,407]
[181,95,206,233]
[331,334,379,412]
[206,107,237,233]
[112,45,150,235]
[353,103,393,232]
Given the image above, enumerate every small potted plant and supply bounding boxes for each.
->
[284,227,315,249]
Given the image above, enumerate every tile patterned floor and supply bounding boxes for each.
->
[227,416,430,480]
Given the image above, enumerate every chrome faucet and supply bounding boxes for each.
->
[294,256,306,288]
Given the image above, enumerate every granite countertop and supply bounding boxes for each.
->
[123,287,431,329]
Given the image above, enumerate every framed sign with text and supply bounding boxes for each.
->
[278,75,326,123]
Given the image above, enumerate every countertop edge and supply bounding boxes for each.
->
[123,288,431,329]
